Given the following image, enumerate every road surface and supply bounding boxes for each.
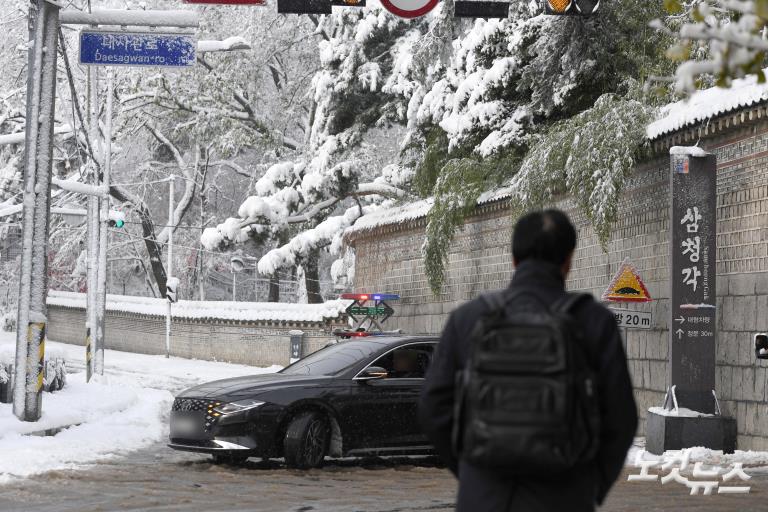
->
[1,443,766,512]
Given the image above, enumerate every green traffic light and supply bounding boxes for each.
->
[115,220,124,228]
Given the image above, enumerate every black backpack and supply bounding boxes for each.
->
[452,289,601,475]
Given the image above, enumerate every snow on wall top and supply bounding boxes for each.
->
[351,79,765,236]
[648,71,768,140]
[47,291,350,324]
[346,185,516,236]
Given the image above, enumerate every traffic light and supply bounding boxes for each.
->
[454,1,510,18]
[543,0,599,15]
[166,277,179,303]
[277,0,331,14]
[107,210,125,228]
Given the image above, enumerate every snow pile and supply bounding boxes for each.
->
[648,69,768,140]
[648,406,715,418]
[48,291,350,324]
[0,334,280,483]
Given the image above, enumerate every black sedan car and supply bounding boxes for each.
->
[168,336,438,468]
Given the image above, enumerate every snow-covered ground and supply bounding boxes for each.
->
[0,332,280,484]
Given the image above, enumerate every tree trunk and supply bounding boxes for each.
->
[305,249,323,304]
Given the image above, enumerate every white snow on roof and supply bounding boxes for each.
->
[47,291,349,324]
[347,198,433,235]
[648,71,768,140]
[669,145,709,157]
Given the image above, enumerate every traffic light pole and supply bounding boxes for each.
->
[13,0,60,421]
[94,69,113,376]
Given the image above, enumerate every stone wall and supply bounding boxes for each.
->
[48,305,344,368]
[347,118,768,450]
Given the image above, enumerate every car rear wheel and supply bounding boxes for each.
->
[284,411,330,469]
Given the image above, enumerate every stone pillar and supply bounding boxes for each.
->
[646,148,736,454]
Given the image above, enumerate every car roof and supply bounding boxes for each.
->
[349,335,439,347]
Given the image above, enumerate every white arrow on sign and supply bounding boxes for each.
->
[676,328,684,339]
[380,0,439,18]
[675,316,685,324]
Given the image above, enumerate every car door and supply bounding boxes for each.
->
[336,342,436,451]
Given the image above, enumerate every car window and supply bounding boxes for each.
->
[280,341,384,376]
[367,343,435,379]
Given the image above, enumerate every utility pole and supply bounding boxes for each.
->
[85,64,100,383]
[13,0,60,421]
[94,69,114,376]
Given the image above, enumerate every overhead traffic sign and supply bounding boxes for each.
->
[79,30,196,68]
[380,0,439,18]
[602,258,652,303]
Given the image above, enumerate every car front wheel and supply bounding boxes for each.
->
[283,411,330,469]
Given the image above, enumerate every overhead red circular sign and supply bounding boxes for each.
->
[380,0,439,18]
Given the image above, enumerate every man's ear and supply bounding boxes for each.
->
[561,252,573,279]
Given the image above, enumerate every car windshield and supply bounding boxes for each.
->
[280,341,384,376]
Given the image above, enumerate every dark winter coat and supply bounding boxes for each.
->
[419,259,638,512]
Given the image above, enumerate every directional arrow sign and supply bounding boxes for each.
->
[675,316,685,324]
[676,329,684,340]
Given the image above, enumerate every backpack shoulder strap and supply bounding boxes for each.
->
[552,292,593,315]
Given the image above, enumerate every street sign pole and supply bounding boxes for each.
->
[94,69,114,376]
[85,65,100,383]
[13,0,60,421]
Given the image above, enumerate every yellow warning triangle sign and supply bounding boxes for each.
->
[602,258,652,303]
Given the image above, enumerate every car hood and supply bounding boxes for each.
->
[176,373,333,401]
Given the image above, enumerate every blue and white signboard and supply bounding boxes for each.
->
[79,30,196,68]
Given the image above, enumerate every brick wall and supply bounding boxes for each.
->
[48,305,343,368]
[348,118,768,450]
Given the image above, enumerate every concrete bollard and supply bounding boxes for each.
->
[289,330,305,365]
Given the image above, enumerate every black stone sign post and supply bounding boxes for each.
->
[646,148,736,455]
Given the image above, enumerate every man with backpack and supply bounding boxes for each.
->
[419,209,637,511]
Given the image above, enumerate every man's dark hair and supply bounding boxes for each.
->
[512,209,577,266]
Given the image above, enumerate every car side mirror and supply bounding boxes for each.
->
[355,366,388,382]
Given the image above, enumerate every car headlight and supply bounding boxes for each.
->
[212,399,265,415]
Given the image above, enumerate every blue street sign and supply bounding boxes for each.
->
[79,30,196,68]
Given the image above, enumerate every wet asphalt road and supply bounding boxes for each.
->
[0,444,456,512]
[2,445,768,512]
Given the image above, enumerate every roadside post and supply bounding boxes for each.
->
[646,147,736,454]
[289,330,305,364]
[166,177,176,359]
